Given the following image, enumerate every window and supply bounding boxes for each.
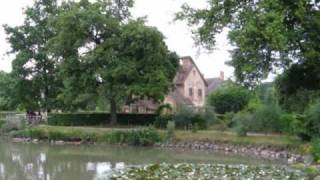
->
[189,88,193,96]
[198,89,202,97]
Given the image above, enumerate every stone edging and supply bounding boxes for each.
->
[155,141,312,164]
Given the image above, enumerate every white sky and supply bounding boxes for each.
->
[0,0,234,79]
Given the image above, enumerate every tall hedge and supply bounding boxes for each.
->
[208,82,250,114]
[48,113,157,126]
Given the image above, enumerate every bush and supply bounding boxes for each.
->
[154,114,173,129]
[48,131,67,141]
[173,105,215,130]
[173,105,194,129]
[0,120,5,129]
[311,139,320,163]
[232,112,253,136]
[305,100,320,138]
[12,128,46,139]
[103,128,162,146]
[191,114,206,130]
[251,104,284,133]
[191,123,199,133]
[166,121,175,140]
[48,113,157,126]
[208,81,250,114]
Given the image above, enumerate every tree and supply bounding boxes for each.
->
[208,81,250,114]
[0,71,16,110]
[275,59,320,112]
[49,0,179,124]
[4,0,62,112]
[176,0,320,87]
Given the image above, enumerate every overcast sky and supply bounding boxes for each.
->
[0,0,234,79]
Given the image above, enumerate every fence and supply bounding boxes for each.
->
[1,112,47,126]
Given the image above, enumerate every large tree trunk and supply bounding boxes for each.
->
[110,97,117,125]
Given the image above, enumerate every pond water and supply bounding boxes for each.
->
[0,138,287,180]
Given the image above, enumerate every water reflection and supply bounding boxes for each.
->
[0,138,283,180]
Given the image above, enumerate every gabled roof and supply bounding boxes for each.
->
[174,56,208,86]
[206,77,224,95]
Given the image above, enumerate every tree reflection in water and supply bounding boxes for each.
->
[0,138,283,180]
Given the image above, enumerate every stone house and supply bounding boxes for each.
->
[163,56,208,109]
[122,56,224,113]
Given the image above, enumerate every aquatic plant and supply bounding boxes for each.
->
[111,163,308,179]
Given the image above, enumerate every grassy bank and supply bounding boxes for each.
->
[174,130,301,147]
[10,125,304,149]
[12,125,163,146]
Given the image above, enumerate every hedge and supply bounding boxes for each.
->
[48,113,157,126]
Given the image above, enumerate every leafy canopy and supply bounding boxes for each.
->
[4,0,62,112]
[177,0,320,87]
[48,0,179,122]
[208,81,250,114]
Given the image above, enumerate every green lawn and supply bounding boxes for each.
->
[174,130,301,147]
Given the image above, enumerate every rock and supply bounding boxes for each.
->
[55,141,65,145]
[303,155,314,165]
[288,157,296,164]
[12,138,25,143]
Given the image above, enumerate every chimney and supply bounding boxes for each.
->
[220,71,224,81]
[181,56,193,70]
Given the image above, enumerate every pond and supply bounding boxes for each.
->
[0,138,302,180]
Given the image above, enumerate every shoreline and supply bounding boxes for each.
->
[10,136,310,164]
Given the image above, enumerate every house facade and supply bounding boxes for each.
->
[164,56,208,109]
[122,56,224,113]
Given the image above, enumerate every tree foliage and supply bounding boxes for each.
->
[208,81,250,114]
[0,71,16,110]
[305,100,320,139]
[275,60,320,112]
[4,0,62,112]
[177,0,320,87]
[48,0,179,123]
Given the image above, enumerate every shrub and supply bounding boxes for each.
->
[191,123,199,133]
[305,100,320,138]
[48,113,157,126]
[191,114,206,130]
[103,128,161,146]
[48,131,67,141]
[0,120,5,129]
[166,121,175,140]
[280,113,299,135]
[173,105,215,130]
[232,112,253,136]
[128,128,162,146]
[81,132,98,142]
[251,104,284,133]
[12,128,46,139]
[311,139,320,163]
[208,81,250,114]
[27,129,46,139]
[154,114,173,129]
[173,105,194,129]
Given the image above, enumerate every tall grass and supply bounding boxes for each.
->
[13,126,162,146]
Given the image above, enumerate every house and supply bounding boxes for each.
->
[163,56,208,109]
[122,56,224,113]
[205,71,225,96]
